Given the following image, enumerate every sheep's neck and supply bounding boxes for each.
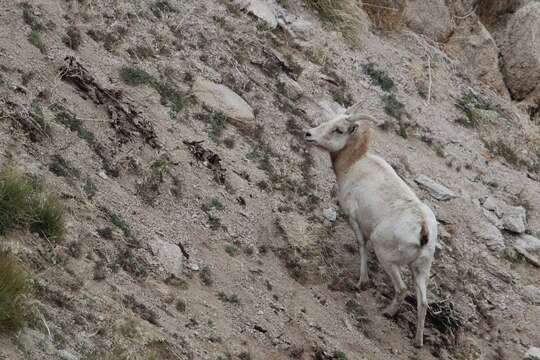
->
[330,131,370,183]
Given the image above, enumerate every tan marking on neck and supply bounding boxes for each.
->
[331,126,371,181]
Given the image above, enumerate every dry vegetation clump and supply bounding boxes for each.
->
[0,168,65,241]
[362,0,405,31]
[303,0,367,47]
[454,91,495,128]
[0,250,30,332]
[63,26,82,50]
[475,0,522,26]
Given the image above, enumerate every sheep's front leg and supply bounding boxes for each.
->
[350,219,369,290]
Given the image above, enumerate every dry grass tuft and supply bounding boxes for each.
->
[29,194,65,241]
[0,250,30,332]
[303,0,367,47]
[0,168,34,234]
[0,168,65,241]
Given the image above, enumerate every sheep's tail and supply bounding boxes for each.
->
[420,220,429,246]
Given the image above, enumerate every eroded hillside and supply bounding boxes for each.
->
[0,0,539,359]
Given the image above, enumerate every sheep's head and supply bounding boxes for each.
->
[304,108,374,153]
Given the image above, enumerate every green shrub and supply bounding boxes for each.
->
[119,67,154,86]
[382,93,405,119]
[333,351,348,360]
[110,212,134,240]
[55,110,96,144]
[362,63,395,92]
[455,91,495,128]
[22,3,43,31]
[83,178,97,199]
[0,250,30,332]
[28,30,46,54]
[207,112,227,143]
[49,155,80,178]
[119,66,187,118]
[224,244,239,257]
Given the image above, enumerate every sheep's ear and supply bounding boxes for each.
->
[348,123,358,134]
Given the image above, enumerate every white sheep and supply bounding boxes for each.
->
[305,107,437,348]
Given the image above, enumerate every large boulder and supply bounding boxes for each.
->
[500,3,540,101]
[446,20,510,98]
[192,77,255,122]
[402,0,454,42]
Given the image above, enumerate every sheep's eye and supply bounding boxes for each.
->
[333,128,344,134]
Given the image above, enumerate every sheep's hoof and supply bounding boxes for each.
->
[356,279,370,291]
[382,305,399,318]
[413,337,423,348]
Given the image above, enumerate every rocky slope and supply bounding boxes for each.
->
[0,0,539,359]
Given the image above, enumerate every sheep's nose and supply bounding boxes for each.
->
[305,131,312,138]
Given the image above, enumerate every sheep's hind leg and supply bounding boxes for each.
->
[350,219,369,290]
[411,263,430,348]
[381,262,407,317]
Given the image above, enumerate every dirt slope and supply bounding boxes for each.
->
[0,0,539,359]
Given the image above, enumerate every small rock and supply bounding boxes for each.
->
[246,0,277,28]
[414,175,457,201]
[287,18,315,40]
[58,350,79,360]
[98,171,108,179]
[483,208,503,228]
[470,220,505,251]
[278,73,303,100]
[502,206,527,234]
[149,238,184,277]
[482,196,502,217]
[525,347,540,360]
[514,234,540,267]
[189,263,200,271]
[322,208,337,223]
[192,77,254,123]
[522,285,540,305]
